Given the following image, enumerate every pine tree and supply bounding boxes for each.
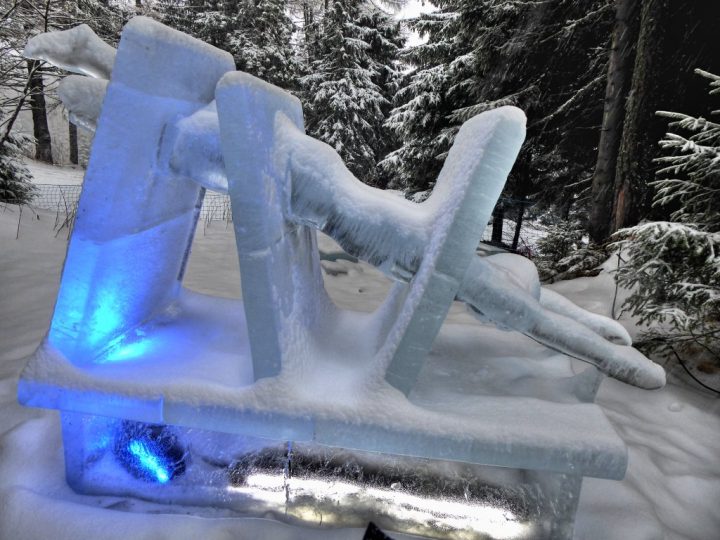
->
[378,6,458,192]
[614,70,720,356]
[301,0,391,185]
[162,0,300,90]
[382,0,613,208]
[0,133,34,204]
[229,0,300,89]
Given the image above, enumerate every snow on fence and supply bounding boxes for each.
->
[29,184,545,254]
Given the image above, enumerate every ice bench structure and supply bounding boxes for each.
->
[18,18,663,540]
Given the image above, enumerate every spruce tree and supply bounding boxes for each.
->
[163,0,299,90]
[383,0,613,210]
[615,70,720,356]
[301,0,390,185]
[378,6,458,192]
[0,133,34,204]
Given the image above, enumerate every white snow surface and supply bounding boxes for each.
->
[1,203,719,539]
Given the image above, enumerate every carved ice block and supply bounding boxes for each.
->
[216,72,331,380]
[378,110,526,394]
[47,18,234,363]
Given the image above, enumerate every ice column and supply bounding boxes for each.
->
[48,18,234,363]
[376,109,526,393]
[216,73,330,380]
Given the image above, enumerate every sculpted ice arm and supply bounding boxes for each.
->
[24,24,116,79]
[24,26,229,193]
[276,112,665,390]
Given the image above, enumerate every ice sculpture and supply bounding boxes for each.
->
[18,18,665,540]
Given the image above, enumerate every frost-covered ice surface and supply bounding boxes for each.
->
[1,205,719,539]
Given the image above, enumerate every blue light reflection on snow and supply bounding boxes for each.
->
[127,440,171,483]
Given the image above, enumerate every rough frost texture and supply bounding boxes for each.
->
[276,105,663,389]
[24,24,116,79]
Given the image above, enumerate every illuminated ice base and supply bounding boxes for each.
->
[62,410,586,540]
[20,291,627,539]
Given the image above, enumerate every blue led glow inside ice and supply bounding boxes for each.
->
[103,338,152,363]
[128,440,170,483]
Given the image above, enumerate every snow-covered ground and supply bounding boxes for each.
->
[25,158,85,185]
[1,192,719,539]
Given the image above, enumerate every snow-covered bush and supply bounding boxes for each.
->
[534,219,603,282]
[0,135,35,204]
[614,70,720,356]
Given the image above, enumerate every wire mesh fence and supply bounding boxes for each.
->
[28,184,547,256]
[29,184,234,224]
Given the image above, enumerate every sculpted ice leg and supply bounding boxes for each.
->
[276,116,664,389]
[458,258,664,389]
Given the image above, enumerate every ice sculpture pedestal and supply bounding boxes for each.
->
[18,17,632,540]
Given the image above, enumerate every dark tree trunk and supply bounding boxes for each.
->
[27,60,53,164]
[611,0,669,232]
[611,0,720,231]
[491,205,504,245]
[588,0,639,243]
[69,121,78,165]
[511,196,526,251]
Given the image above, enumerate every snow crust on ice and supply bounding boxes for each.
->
[57,76,107,131]
[2,206,719,539]
[24,24,116,79]
[272,100,662,388]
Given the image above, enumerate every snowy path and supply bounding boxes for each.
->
[1,202,718,540]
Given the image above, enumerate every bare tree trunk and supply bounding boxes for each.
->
[588,0,639,243]
[491,205,504,245]
[69,121,78,164]
[611,0,670,232]
[511,196,526,251]
[26,60,53,163]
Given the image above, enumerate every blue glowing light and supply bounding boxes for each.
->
[128,440,171,483]
[114,421,187,483]
[103,338,152,363]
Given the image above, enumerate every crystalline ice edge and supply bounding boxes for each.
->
[46,17,235,363]
[216,72,333,380]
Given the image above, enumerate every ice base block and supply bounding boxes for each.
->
[19,289,628,539]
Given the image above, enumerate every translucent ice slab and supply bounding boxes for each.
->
[60,410,590,539]
[46,18,235,364]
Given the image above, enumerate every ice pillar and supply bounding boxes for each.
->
[216,73,329,381]
[48,17,235,363]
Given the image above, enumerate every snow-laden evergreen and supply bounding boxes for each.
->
[301,1,401,186]
[383,0,612,205]
[162,0,299,89]
[615,70,720,356]
[0,133,34,203]
[379,7,458,192]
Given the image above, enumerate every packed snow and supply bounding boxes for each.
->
[1,198,719,539]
